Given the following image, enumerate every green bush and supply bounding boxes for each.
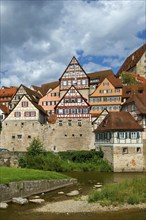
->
[88,177,146,205]
[19,139,111,172]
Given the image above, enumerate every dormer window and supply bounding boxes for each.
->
[22,101,28,107]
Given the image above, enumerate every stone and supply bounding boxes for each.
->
[58,191,64,195]
[66,190,79,196]
[12,197,28,205]
[94,184,102,188]
[0,202,8,209]
[29,199,45,204]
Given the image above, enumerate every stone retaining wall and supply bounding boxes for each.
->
[0,179,77,202]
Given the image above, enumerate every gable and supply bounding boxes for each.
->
[57,86,89,108]
[60,57,89,90]
[5,95,39,121]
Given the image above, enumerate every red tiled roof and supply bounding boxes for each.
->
[0,104,9,114]
[100,74,122,88]
[40,81,59,96]
[87,69,114,80]
[117,44,146,77]
[122,93,146,114]
[0,87,18,97]
[94,112,143,132]
[122,84,146,99]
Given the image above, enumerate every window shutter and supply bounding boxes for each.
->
[24,112,26,117]
[22,102,23,107]
[34,111,36,116]
[14,112,16,117]
[137,132,139,139]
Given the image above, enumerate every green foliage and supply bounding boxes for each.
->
[19,140,111,172]
[88,177,146,205]
[59,150,103,163]
[0,167,70,184]
[121,73,137,85]
[26,137,46,156]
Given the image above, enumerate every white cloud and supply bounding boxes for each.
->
[1,0,145,87]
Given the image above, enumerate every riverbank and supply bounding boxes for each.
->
[34,196,146,214]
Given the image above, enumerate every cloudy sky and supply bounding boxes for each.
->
[1,0,146,87]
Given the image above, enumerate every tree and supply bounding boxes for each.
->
[121,73,137,85]
[26,137,46,156]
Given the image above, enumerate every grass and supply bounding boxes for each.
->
[88,177,146,205]
[0,167,70,184]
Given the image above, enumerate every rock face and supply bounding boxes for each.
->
[12,197,28,205]
[0,202,8,209]
[66,190,79,196]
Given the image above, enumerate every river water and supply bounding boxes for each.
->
[0,172,146,220]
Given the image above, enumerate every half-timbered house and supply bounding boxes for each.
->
[59,56,89,99]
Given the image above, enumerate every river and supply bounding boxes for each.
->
[0,172,146,220]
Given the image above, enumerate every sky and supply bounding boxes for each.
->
[0,0,146,87]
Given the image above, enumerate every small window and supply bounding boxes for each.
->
[78,120,82,126]
[17,135,22,140]
[72,134,74,136]
[65,134,67,137]
[122,147,128,154]
[59,120,63,126]
[12,136,15,139]
[22,101,28,107]
[80,134,82,137]
[136,147,141,153]
[68,120,72,126]
[28,135,31,139]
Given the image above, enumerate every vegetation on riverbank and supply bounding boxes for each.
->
[0,167,70,184]
[88,177,146,205]
[19,138,112,172]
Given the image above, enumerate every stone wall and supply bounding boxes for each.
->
[0,179,77,202]
[0,118,95,152]
[113,145,144,172]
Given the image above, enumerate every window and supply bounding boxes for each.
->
[58,109,63,114]
[103,82,109,86]
[28,135,31,139]
[12,135,15,139]
[14,112,21,117]
[17,135,22,140]
[115,88,120,93]
[68,120,72,126]
[82,79,86,85]
[22,101,28,107]
[59,120,63,126]
[62,81,67,86]
[130,132,139,139]
[117,132,126,139]
[24,111,36,117]
[83,108,88,113]
[122,147,128,154]
[78,120,82,126]
[64,109,69,114]
[136,147,141,153]
[80,134,82,137]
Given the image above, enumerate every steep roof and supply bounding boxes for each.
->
[40,81,59,96]
[94,112,143,132]
[21,85,42,104]
[122,93,146,114]
[117,44,146,77]
[0,104,9,114]
[122,84,146,99]
[87,69,114,80]
[0,86,18,97]
[100,74,122,88]
[59,56,89,80]
[54,85,90,109]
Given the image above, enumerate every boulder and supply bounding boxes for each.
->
[0,202,8,209]
[12,197,28,205]
[66,190,79,196]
